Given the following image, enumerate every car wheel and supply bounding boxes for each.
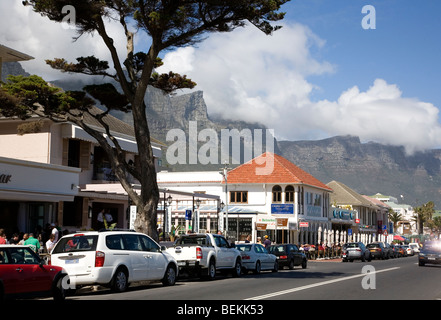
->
[288,259,295,270]
[253,261,261,274]
[111,268,129,293]
[301,259,307,269]
[162,264,177,286]
[205,259,216,280]
[52,275,67,301]
[232,258,242,277]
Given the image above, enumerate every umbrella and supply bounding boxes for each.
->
[394,235,405,241]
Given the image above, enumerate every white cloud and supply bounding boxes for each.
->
[158,23,441,154]
[2,2,440,154]
[0,0,127,81]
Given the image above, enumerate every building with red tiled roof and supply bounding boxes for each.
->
[158,152,333,245]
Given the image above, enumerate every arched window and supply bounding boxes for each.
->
[285,185,294,203]
[272,185,282,203]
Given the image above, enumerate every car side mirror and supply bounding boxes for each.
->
[160,245,167,252]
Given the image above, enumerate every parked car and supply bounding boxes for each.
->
[390,244,401,258]
[409,243,420,253]
[50,230,178,293]
[0,245,67,300]
[418,241,441,266]
[402,245,414,256]
[341,242,371,262]
[236,243,278,274]
[367,242,391,259]
[394,245,406,257]
[268,244,307,270]
[166,233,242,280]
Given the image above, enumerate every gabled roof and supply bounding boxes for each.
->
[327,180,374,207]
[225,152,332,191]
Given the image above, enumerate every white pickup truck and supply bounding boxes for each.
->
[166,233,242,280]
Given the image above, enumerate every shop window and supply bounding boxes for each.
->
[230,191,248,203]
[285,185,294,203]
[272,185,282,203]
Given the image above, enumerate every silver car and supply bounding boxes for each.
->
[235,243,278,274]
[342,242,372,262]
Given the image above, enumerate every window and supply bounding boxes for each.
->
[123,234,143,251]
[272,185,282,203]
[285,185,294,203]
[139,235,160,252]
[230,191,248,203]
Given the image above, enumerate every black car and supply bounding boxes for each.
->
[267,244,307,269]
[418,241,441,266]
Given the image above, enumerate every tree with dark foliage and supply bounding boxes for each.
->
[2,0,288,240]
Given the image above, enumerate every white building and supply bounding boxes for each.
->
[158,152,333,244]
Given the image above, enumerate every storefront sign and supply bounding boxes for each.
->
[276,218,288,228]
[256,223,267,231]
[299,221,309,228]
[271,204,294,214]
[0,174,12,183]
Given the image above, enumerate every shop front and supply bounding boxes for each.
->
[0,156,80,237]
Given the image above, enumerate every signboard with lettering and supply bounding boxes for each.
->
[271,204,294,214]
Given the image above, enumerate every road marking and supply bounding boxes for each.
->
[245,267,400,300]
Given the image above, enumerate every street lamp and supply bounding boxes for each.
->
[219,163,230,238]
[194,198,201,233]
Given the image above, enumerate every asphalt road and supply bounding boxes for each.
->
[64,255,441,302]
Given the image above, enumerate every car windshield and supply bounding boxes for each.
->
[346,243,360,248]
[236,245,252,252]
[422,242,441,252]
[367,244,380,248]
[268,246,285,254]
[52,234,98,254]
[175,235,211,246]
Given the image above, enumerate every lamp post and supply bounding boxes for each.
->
[219,163,230,238]
[194,198,201,233]
[167,195,173,234]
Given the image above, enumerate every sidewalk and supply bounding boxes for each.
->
[310,257,342,262]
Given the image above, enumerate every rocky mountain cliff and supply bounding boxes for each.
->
[138,87,441,208]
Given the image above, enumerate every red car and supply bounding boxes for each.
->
[0,245,67,300]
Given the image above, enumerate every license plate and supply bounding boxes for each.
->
[370,250,375,252]
[429,257,436,260]
[65,259,79,264]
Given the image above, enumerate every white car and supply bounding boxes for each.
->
[402,245,414,256]
[235,243,278,274]
[409,243,420,253]
[50,230,178,293]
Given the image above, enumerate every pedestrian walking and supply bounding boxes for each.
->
[45,234,56,253]
[0,229,7,244]
[263,235,271,248]
[24,233,40,252]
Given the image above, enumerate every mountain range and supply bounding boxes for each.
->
[4,62,440,209]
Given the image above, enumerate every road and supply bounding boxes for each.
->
[62,255,441,303]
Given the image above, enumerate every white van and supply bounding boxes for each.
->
[50,230,178,293]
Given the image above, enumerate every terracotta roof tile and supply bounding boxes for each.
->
[225,152,332,191]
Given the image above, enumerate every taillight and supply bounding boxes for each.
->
[95,251,105,267]
[356,248,361,252]
[196,247,203,260]
[280,255,288,260]
[242,255,251,260]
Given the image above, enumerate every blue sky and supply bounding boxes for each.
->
[1,0,441,153]
[287,0,441,108]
